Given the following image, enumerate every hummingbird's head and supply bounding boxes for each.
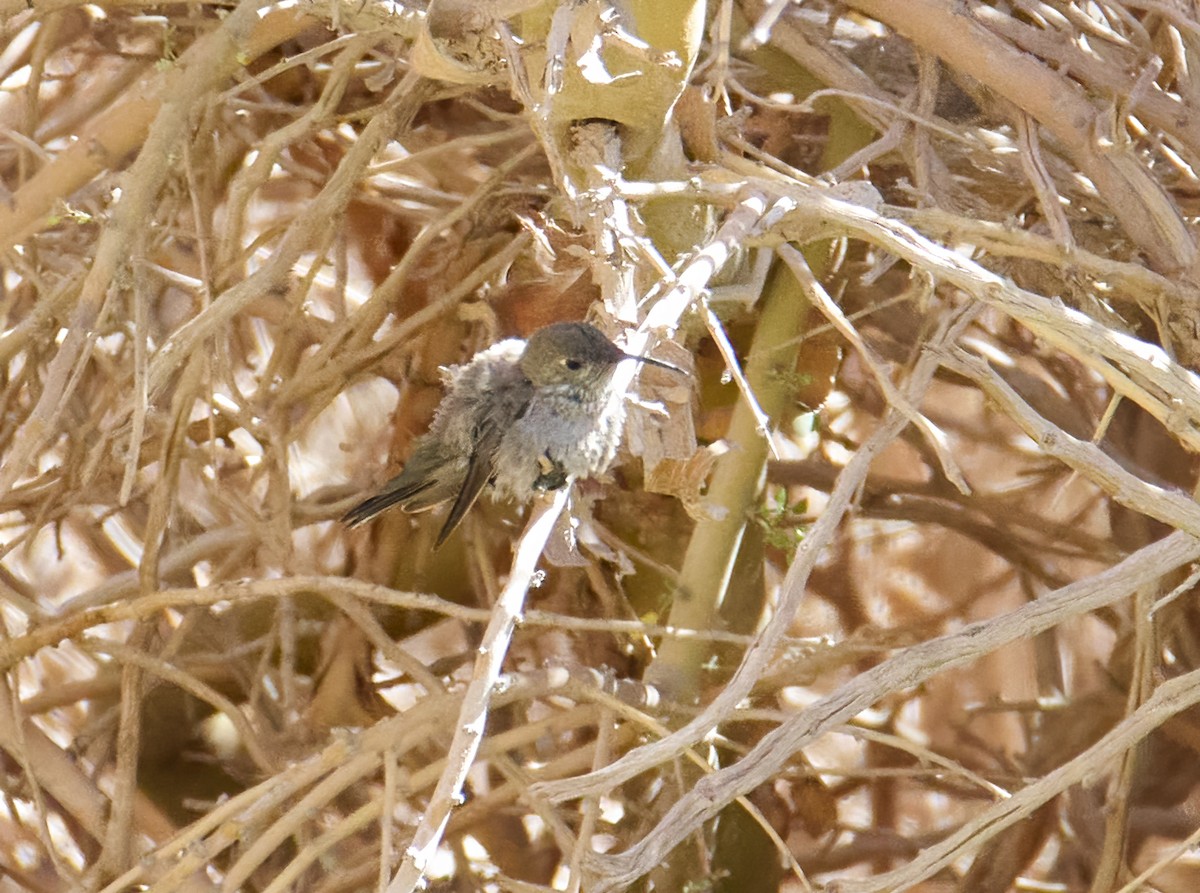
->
[520,322,687,392]
[519,322,628,390]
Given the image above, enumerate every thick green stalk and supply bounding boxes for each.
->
[645,258,813,700]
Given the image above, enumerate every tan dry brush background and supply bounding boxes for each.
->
[3,0,1200,891]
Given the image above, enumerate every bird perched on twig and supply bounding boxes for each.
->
[343,321,682,547]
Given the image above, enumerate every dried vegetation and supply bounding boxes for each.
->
[2,1,1200,891]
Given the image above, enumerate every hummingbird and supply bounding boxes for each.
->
[343,321,681,547]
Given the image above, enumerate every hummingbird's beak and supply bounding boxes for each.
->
[623,352,689,376]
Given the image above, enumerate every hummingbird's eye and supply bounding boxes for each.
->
[564,358,583,371]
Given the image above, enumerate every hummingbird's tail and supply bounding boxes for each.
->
[341,476,437,527]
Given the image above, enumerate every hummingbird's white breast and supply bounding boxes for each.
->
[492,383,627,498]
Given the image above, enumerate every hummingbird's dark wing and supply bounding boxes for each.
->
[434,375,536,548]
[434,421,502,548]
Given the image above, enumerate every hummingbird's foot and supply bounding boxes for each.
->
[533,452,568,491]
